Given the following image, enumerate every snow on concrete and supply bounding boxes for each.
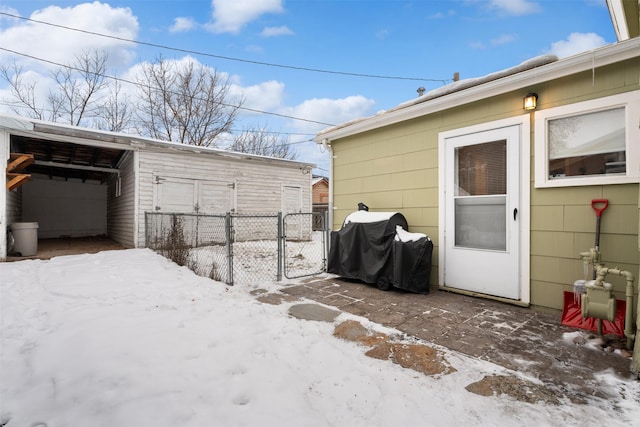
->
[1,249,638,426]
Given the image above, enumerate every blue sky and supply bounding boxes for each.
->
[0,1,617,174]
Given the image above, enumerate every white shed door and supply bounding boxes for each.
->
[154,176,235,214]
[282,185,302,213]
[199,181,235,214]
[154,177,196,213]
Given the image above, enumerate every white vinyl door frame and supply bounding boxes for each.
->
[438,115,531,304]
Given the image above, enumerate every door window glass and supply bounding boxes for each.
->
[454,140,507,251]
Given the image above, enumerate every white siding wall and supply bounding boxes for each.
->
[23,177,107,239]
[136,149,312,246]
[107,151,136,247]
[0,131,8,259]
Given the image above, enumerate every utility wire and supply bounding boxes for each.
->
[0,97,317,137]
[0,47,335,127]
[0,11,448,84]
[0,99,319,149]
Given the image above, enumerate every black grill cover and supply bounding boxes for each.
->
[327,211,433,293]
[392,237,433,293]
[328,211,432,293]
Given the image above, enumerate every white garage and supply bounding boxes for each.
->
[1,115,313,260]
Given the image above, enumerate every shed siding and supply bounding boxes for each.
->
[6,188,21,225]
[330,58,639,310]
[136,150,311,246]
[107,151,136,247]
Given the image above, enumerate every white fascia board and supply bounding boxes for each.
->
[607,0,630,41]
[315,38,640,143]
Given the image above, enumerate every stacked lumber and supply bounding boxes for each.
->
[6,153,34,191]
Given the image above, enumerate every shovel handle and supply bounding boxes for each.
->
[591,199,608,217]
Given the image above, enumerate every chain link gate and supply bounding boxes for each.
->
[283,212,327,279]
[146,211,327,284]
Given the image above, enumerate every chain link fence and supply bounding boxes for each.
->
[145,211,327,285]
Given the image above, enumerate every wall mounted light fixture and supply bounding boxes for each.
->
[523,92,538,111]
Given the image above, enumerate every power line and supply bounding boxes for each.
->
[0,11,448,84]
[0,47,335,127]
[0,100,320,148]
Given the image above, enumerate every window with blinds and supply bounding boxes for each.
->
[548,107,625,179]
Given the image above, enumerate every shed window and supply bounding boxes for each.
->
[534,91,640,188]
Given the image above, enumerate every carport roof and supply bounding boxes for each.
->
[1,114,315,183]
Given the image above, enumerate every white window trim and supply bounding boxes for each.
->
[534,90,640,188]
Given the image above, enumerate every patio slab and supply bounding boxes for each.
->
[279,275,637,403]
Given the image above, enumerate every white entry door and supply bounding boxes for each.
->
[443,125,521,299]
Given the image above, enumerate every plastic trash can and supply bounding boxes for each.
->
[10,222,39,256]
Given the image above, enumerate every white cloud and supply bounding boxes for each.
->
[260,25,293,37]
[207,0,285,34]
[230,80,286,115]
[0,2,138,72]
[245,45,265,54]
[285,96,376,134]
[491,34,516,46]
[547,32,607,58]
[170,17,197,33]
[487,0,541,16]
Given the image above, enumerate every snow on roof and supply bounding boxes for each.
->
[392,55,557,110]
[317,54,558,137]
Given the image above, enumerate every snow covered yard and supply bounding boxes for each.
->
[1,249,638,426]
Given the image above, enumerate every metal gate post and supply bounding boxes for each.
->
[144,212,150,248]
[226,212,234,286]
[277,212,283,281]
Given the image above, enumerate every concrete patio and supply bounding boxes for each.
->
[278,275,637,404]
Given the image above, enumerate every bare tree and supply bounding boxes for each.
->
[0,50,130,130]
[96,79,132,132]
[49,49,109,126]
[229,125,298,160]
[1,61,47,120]
[135,56,242,147]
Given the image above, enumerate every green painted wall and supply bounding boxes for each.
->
[330,57,639,311]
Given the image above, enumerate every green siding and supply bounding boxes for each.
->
[330,56,640,311]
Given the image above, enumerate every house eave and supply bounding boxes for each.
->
[314,38,640,143]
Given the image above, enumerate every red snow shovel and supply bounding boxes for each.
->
[561,198,624,336]
[590,199,608,272]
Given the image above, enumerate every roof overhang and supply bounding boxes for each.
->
[607,0,640,41]
[0,115,315,174]
[314,37,640,143]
